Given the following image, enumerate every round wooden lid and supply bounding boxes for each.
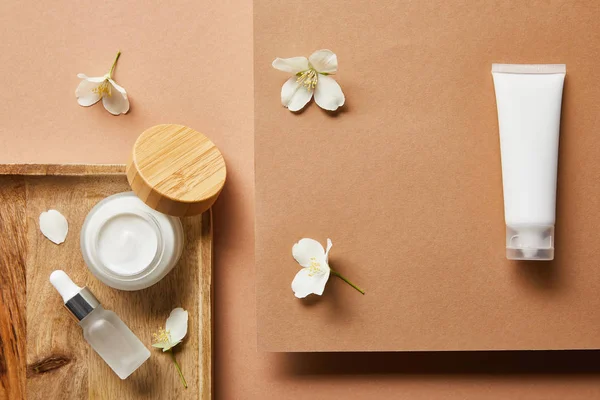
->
[127,124,226,217]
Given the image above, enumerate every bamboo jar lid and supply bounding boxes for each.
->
[126,124,226,217]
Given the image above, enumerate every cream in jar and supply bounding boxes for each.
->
[81,192,184,290]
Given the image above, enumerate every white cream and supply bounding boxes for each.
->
[97,213,159,276]
[81,192,184,290]
[492,63,566,260]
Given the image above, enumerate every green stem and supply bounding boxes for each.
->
[108,50,121,79]
[330,269,365,295]
[169,349,188,389]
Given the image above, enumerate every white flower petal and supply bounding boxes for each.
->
[324,238,333,262]
[314,75,345,111]
[39,210,68,245]
[165,307,188,344]
[291,267,331,298]
[77,73,106,83]
[272,57,309,74]
[281,77,313,112]
[102,80,130,115]
[75,76,104,107]
[292,238,325,267]
[309,49,338,74]
[108,78,128,98]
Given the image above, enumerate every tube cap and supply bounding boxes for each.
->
[506,224,554,261]
[50,270,100,321]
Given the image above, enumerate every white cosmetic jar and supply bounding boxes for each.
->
[81,192,184,290]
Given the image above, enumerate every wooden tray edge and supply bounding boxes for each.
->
[201,208,214,400]
[0,164,126,176]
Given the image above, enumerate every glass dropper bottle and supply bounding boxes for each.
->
[49,270,150,379]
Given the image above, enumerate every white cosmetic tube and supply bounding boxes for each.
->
[492,63,566,261]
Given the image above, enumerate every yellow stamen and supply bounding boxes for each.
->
[307,257,322,277]
[296,69,319,91]
[152,327,171,344]
[92,80,112,97]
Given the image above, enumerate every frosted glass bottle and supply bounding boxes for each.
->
[50,270,150,379]
[80,305,151,379]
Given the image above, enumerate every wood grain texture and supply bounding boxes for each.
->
[127,124,226,217]
[0,176,27,400]
[0,164,212,400]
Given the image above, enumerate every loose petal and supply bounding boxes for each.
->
[165,308,188,344]
[272,57,309,74]
[281,77,313,112]
[309,50,338,74]
[291,267,331,298]
[102,81,130,115]
[75,75,105,107]
[314,75,345,111]
[292,238,325,267]
[39,210,68,244]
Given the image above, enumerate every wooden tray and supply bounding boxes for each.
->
[0,164,212,400]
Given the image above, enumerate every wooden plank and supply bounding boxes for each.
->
[0,164,125,176]
[198,211,213,400]
[0,176,27,400]
[0,165,212,399]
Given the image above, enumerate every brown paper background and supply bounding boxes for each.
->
[1,0,600,398]
[255,0,600,351]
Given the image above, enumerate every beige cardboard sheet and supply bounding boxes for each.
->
[255,0,600,351]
